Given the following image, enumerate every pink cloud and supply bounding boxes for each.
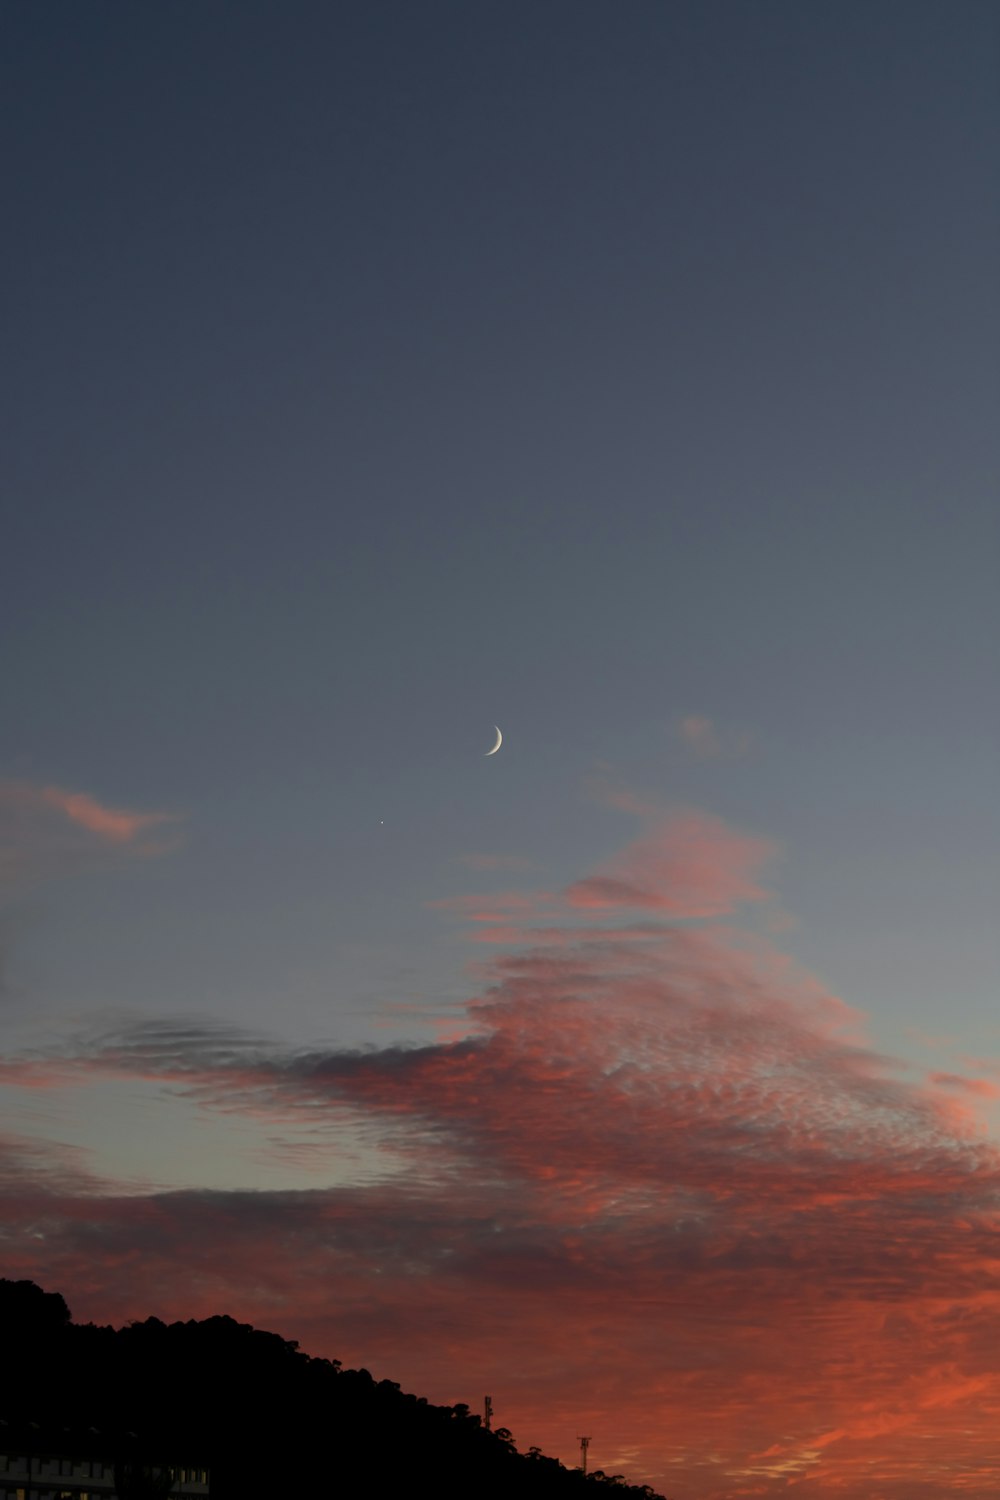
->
[929,1071,1000,1099]
[435,812,777,929]
[36,784,172,843]
[0,778,180,894]
[565,812,775,916]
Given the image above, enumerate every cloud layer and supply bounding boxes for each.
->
[0,809,997,1497]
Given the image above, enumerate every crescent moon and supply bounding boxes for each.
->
[485,725,503,756]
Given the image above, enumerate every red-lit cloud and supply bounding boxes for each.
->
[0,805,997,1498]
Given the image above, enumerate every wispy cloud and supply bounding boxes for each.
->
[434,811,778,927]
[35,785,173,844]
[677,714,754,761]
[929,1071,1000,1099]
[455,853,537,872]
[0,778,181,894]
[565,811,775,916]
[1,804,997,1497]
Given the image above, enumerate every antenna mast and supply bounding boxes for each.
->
[578,1435,591,1475]
[483,1395,493,1432]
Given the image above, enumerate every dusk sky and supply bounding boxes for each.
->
[2,2,998,1494]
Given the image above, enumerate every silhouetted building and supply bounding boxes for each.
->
[0,1421,209,1500]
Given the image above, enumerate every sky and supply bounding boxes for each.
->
[1,1,998,1493]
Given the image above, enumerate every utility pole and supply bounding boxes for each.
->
[578,1435,591,1475]
[483,1395,493,1432]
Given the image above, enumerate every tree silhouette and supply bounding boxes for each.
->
[0,1278,669,1500]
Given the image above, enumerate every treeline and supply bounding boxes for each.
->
[0,1279,667,1499]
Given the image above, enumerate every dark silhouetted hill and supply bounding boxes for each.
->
[0,1279,667,1499]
